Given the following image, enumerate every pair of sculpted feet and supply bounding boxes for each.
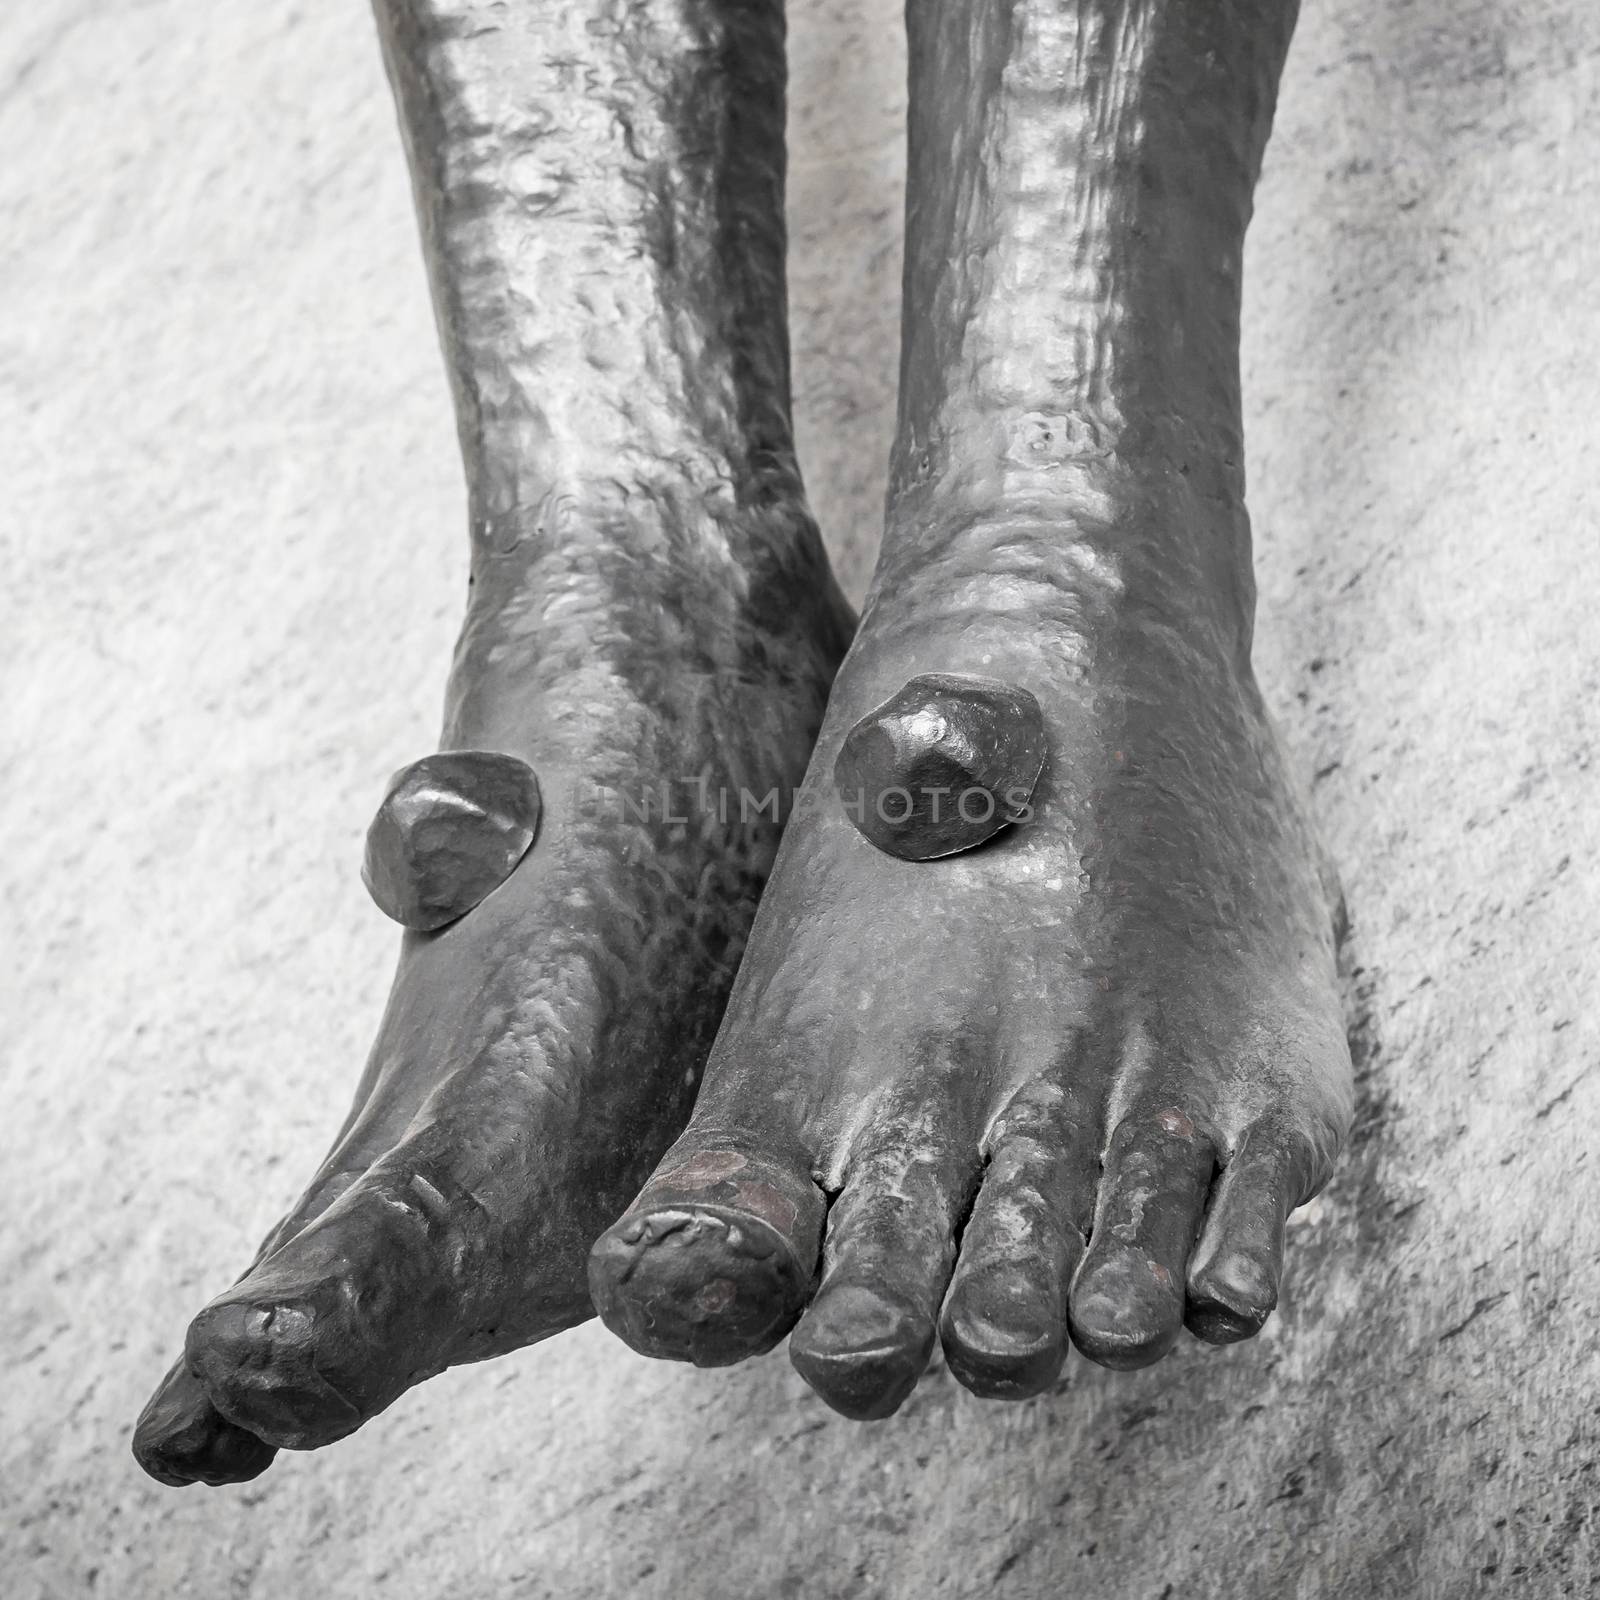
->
[135,476,1350,1485]
[133,0,1353,1487]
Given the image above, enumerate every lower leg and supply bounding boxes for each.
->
[135,0,848,1483]
[592,0,1351,1417]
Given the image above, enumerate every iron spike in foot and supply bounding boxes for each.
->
[833,673,1046,861]
[362,751,542,931]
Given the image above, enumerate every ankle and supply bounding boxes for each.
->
[871,459,1255,668]
[463,457,841,619]
[466,439,807,553]
[449,468,850,702]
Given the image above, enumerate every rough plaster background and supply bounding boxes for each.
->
[4,1,1598,1596]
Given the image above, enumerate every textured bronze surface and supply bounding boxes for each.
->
[24,0,1582,1584]
[362,751,542,930]
[141,0,1356,1477]
[593,0,1354,1425]
[833,672,1045,860]
[133,0,850,1485]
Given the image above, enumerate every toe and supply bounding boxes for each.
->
[1185,1122,1317,1343]
[131,1358,277,1487]
[939,1089,1096,1399]
[186,1291,367,1451]
[185,1174,459,1449]
[789,1127,981,1420]
[1070,1104,1218,1370]
[788,1281,931,1420]
[135,1153,379,1482]
[589,1143,828,1367]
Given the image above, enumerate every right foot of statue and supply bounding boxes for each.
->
[588,473,1354,1417]
[132,490,850,1485]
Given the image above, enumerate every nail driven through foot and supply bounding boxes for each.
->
[363,751,543,931]
[833,673,1046,861]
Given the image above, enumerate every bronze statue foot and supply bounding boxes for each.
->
[591,0,1350,1420]
[133,509,849,1481]
[133,0,853,1484]
[591,492,1352,1416]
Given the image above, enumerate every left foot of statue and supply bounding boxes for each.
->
[132,492,849,1484]
[133,0,853,1484]
[591,477,1354,1419]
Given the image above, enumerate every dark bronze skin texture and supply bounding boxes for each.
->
[362,751,543,931]
[590,0,1352,1420]
[833,673,1047,860]
[137,0,1354,1479]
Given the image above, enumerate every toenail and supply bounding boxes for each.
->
[942,1292,1064,1399]
[1187,1271,1275,1343]
[944,1292,1055,1359]
[362,750,542,931]
[1190,1252,1276,1322]
[833,673,1047,861]
[802,1284,922,1351]
[1157,1109,1196,1139]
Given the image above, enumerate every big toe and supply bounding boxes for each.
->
[184,1181,457,1449]
[589,1146,827,1367]
[185,1289,367,1450]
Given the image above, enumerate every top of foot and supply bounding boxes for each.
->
[591,502,1352,1419]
